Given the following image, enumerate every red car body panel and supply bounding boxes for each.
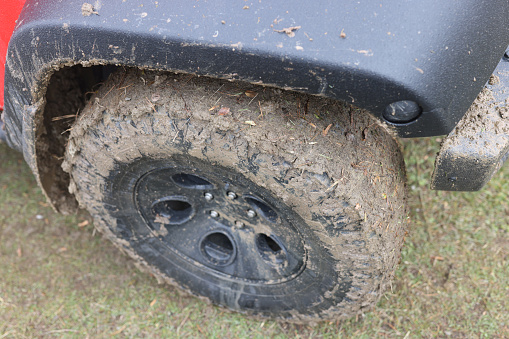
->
[0,0,26,110]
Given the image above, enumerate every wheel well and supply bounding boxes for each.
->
[36,64,118,213]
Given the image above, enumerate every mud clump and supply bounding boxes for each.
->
[81,3,98,16]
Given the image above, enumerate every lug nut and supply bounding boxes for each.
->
[247,209,256,218]
[227,191,237,199]
[204,192,214,201]
[234,220,245,229]
[210,210,219,218]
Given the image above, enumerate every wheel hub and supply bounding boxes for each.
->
[135,167,306,282]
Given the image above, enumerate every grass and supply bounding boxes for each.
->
[0,138,508,338]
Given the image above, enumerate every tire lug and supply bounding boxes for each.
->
[234,220,245,229]
[210,210,219,218]
[247,209,256,218]
[204,192,214,201]
[227,191,237,200]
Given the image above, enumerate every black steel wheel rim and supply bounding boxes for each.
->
[133,161,307,283]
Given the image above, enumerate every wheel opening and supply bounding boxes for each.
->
[257,234,282,253]
[172,173,214,189]
[256,234,286,266]
[152,198,193,224]
[245,196,278,223]
[200,232,235,265]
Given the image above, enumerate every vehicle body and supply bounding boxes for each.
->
[1,0,508,322]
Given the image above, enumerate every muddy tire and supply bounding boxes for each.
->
[63,69,407,322]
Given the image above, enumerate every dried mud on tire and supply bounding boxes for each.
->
[62,69,407,322]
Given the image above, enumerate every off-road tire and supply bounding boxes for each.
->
[63,69,407,322]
